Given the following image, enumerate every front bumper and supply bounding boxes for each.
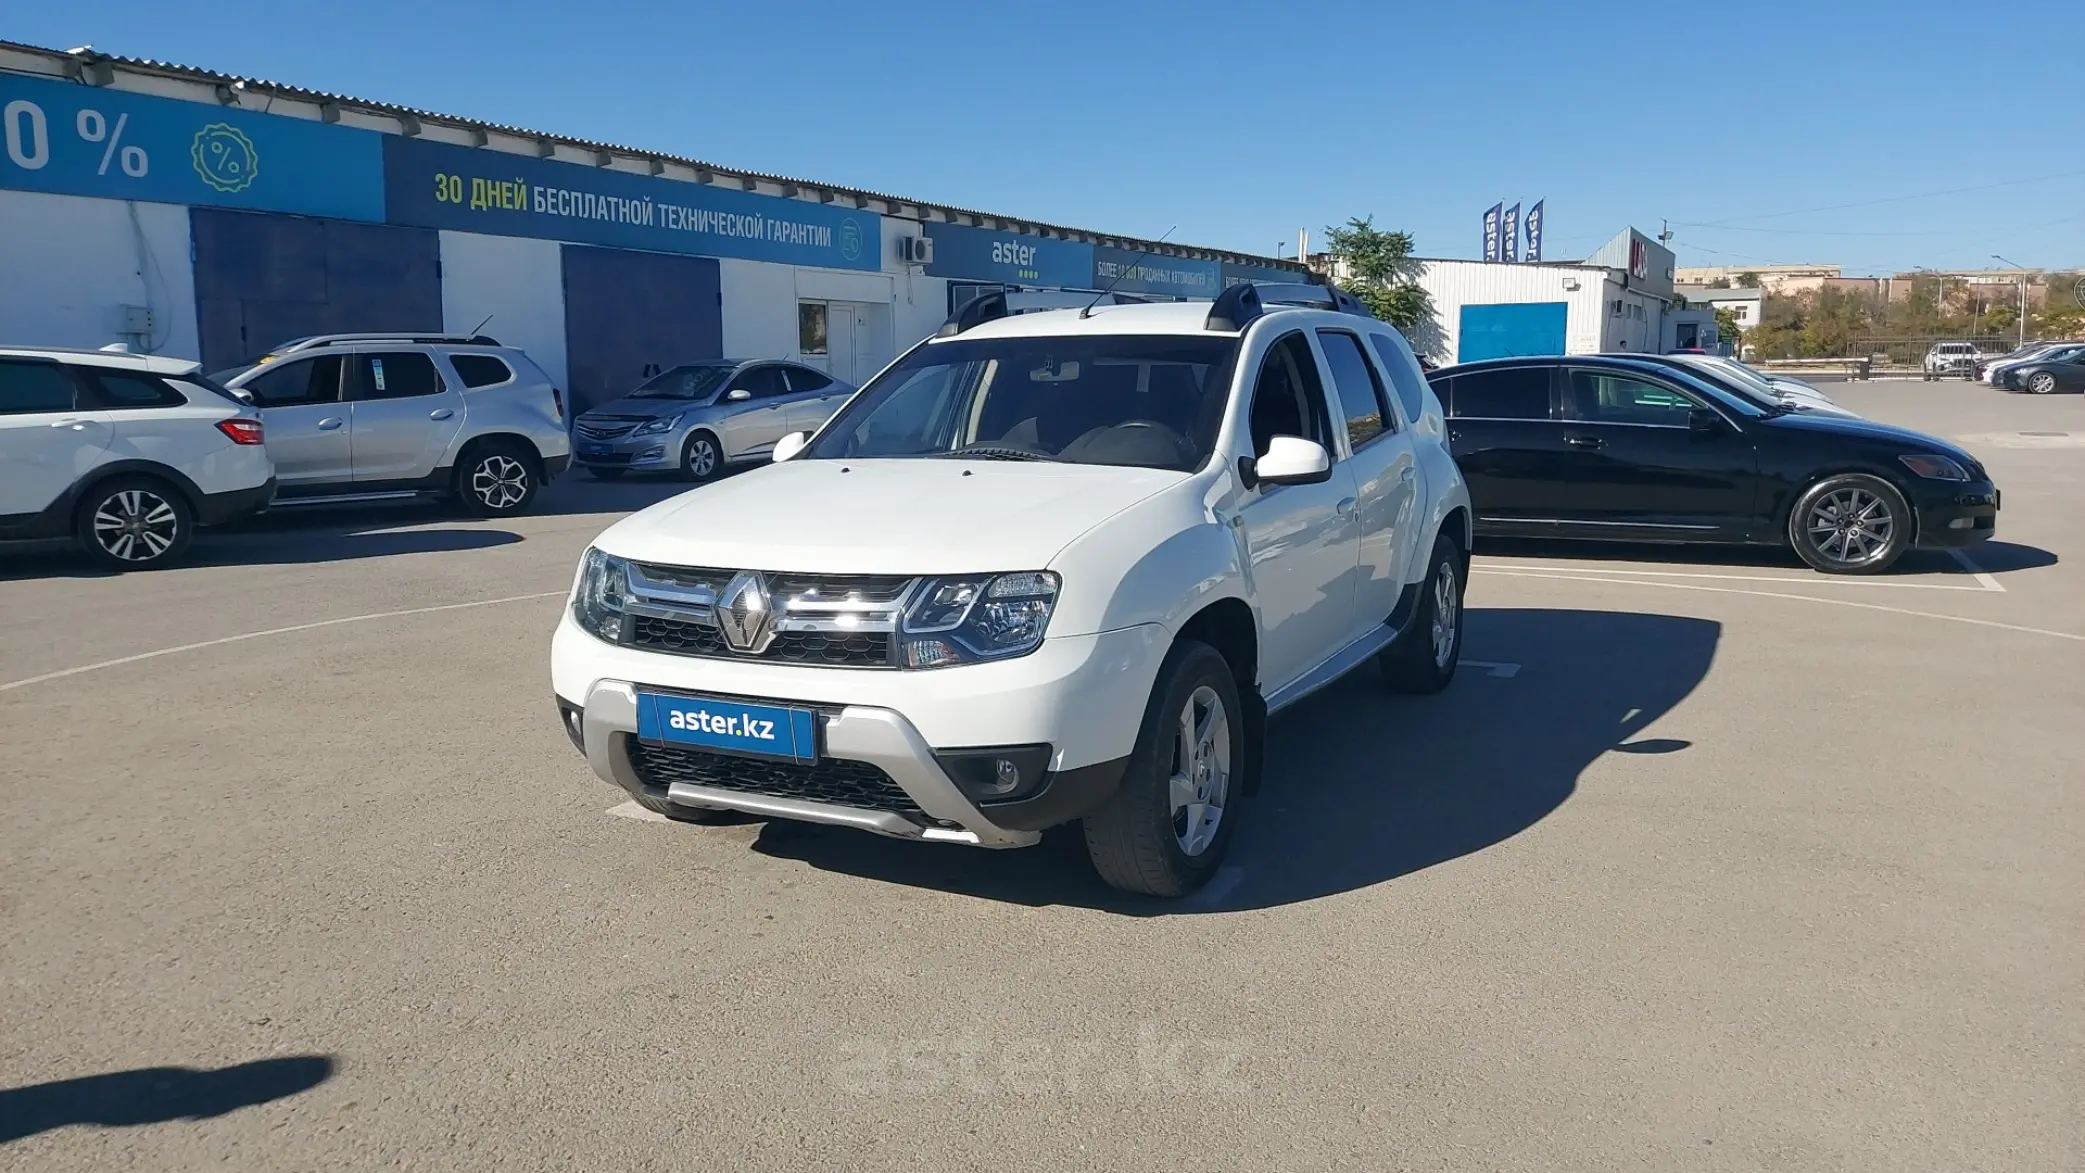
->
[1911,480,1999,549]
[552,616,1168,846]
[571,427,678,469]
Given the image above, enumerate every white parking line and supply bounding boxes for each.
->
[1947,547,2005,592]
[0,590,566,694]
[1476,569,2085,644]
[1459,660,1522,678]
[1473,560,2002,593]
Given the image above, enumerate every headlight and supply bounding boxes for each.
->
[1898,454,1970,481]
[572,547,632,641]
[899,571,1058,668]
[631,413,682,437]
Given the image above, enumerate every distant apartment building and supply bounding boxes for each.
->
[1676,264,1841,296]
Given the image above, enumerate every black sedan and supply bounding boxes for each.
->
[1997,347,2085,394]
[1427,355,1999,574]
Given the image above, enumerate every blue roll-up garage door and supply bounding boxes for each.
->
[561,245,722,416]
[1457,302,1569,362]
[191,209,442,373]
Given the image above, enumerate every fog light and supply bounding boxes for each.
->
[1948,517,1973,530]
[935,745,1053,804]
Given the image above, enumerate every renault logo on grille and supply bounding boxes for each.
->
[715,571,777,654]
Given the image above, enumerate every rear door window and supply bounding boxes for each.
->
[1316,330,1393,447]
[785,366,834,393]
[1447,367,1553,420]
[76,368,187,409]
[354,352,445,401]
[0,359,79,415]
[1368,334,1429,425]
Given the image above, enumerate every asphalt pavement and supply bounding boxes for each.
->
[2,380,2079,1171]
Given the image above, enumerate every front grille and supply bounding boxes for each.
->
[628,740,923,816]
[576,420,640,440]
[634,563,732,594]
[627,613,894,667]
[770,574,913,604]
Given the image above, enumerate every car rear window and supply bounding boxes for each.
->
[451,354,514,388]
[75,367,187,408]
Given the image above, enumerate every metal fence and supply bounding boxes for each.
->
[1845,336,2012,367]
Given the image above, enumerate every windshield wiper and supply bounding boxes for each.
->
[928,445,1055,462]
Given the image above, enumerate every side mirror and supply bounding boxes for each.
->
[1253,436,1333,486]
[772,431,809,463]
[1688,408,1723,435]
[230,387,256,404]
[725,387,752,402]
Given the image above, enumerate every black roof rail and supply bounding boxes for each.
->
[936,290,1008,337]
[1204,280,1371,332]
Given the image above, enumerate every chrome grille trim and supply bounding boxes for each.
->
[620,565,923,667]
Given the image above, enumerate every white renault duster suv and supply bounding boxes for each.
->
[552,283,1472,896]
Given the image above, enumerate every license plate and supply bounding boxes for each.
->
[579,443,611,457]
[635,692,817,762]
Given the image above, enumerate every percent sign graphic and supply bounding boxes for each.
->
[76,108,148,177]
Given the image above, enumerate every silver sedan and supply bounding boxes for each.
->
[571,360,855,482]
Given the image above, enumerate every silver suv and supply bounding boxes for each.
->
[219,334,571,516]
[571,360,854,482]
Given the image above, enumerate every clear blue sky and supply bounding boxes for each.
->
[13,0,2083,274]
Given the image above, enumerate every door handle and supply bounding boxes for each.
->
[1335,497,1357,515]
[318,417,344,430]
[1565,434,1606,450]
[49,419,93,430]
[429,408,454,421]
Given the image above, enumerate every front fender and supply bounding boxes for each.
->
[1046,479,1247,638]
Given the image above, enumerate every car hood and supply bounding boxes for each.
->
[580,394,715,420]
[1761,410,1977,462]
[593,459,1190,574]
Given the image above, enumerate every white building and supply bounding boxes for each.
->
[0,42,1305,415]
[1402,228,1699,363]
[1680,287,1764,332]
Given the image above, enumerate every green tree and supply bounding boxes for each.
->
[1713,306,1744,348]
[1736,271,1763,288]
[1323,216,1434,335]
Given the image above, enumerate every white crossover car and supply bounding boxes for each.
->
[552,283,1473,896]
[0,346,274,570]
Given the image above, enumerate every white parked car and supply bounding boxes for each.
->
[551,283,1473,896]
[1922,341,1983,378]
[0,346,274,570]
[218,333,570,516]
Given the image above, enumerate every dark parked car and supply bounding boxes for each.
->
[1427,355,1999,574]
[1996,347,2085,394]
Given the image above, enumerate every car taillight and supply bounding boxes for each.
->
[216,418,265,445]
[551,387,565,422]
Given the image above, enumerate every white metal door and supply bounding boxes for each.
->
[826,303,858,384]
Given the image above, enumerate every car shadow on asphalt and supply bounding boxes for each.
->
[0,524,525,580]
[750,607,1721,915]
[1475,536,2057,577]
[0,1055,334,1144]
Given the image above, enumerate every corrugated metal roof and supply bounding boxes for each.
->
[0,39,1308,271]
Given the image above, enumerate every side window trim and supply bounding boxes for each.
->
[0,357,84,416]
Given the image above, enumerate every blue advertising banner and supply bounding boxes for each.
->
[1093,246,1221,298]
[0,72,385,221]
[1524,200,1544,263]
[1482,203,1502,262]
[1221,261,1309,288]
[921,221,1094,287]
[1502,203,1520,263]
[382,136,880,270]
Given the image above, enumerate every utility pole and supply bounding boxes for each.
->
[1992,255,2028,348]
[1658,219,1673,248]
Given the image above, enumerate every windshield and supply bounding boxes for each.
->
[630,364,734,400]
[806,334,1240,471]
[1638,361,1775,418]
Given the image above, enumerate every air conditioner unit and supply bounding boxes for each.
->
[897,236,934,265]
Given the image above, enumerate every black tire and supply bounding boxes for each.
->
[74,476,194,571]
[1380,534,1466,694]
[455,440,540,517]
[1788,472,1910,575]
[630,788,736,824]
[586,466,627,481]
[1082,641,1243,898]
[682,430,725,483]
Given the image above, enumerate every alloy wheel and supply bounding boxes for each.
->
[92,488,180,563]
[1168,684,1231,857]
[1431,558,1460,670]
[1806,486,1894,566]
[470,455,530,511]
[2028,373,2056,394]
[688,437,719,478]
